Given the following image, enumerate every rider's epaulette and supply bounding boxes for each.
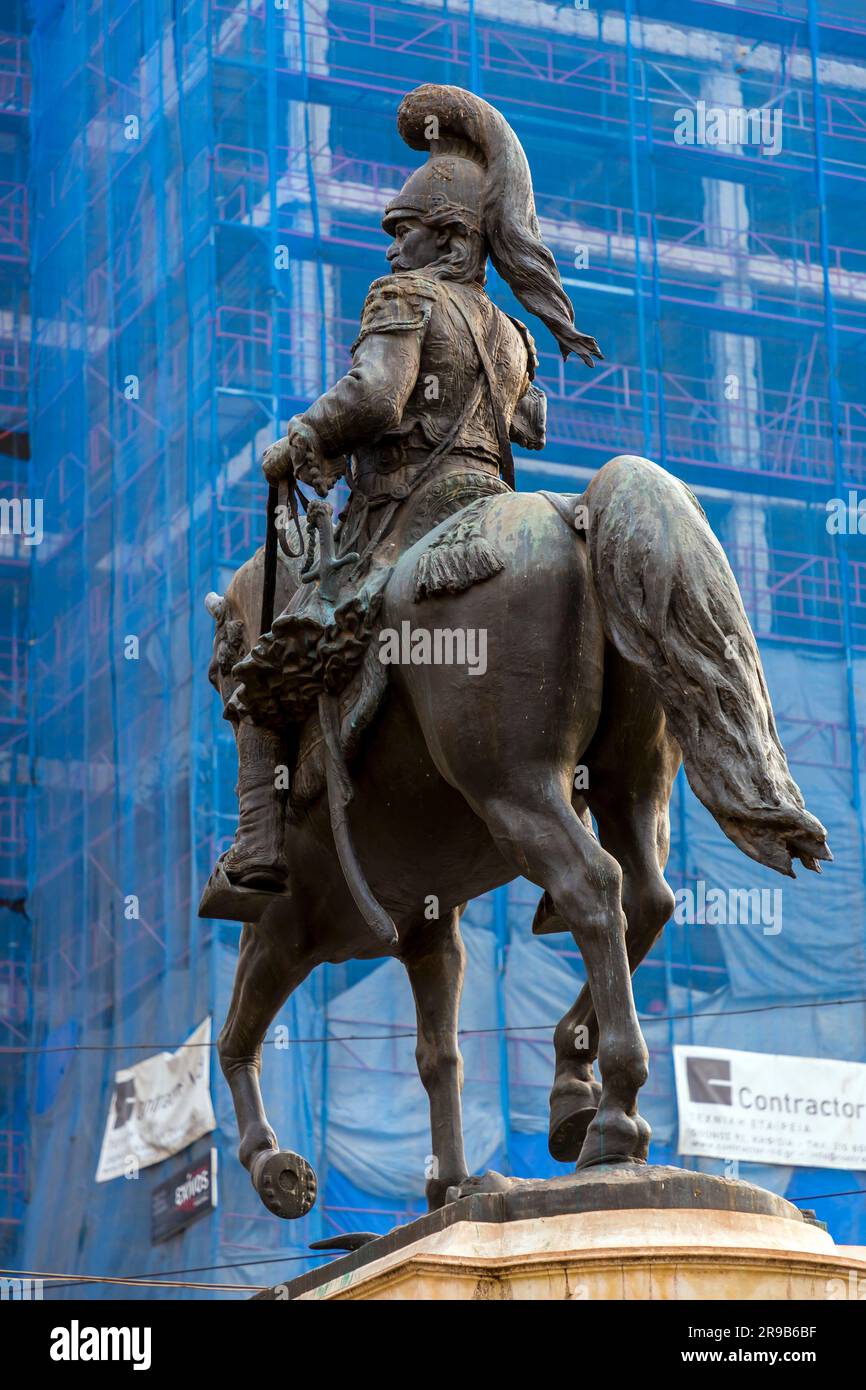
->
[351,273,439,352]
[506,313,539,381]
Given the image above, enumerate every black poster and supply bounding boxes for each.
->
[151,1148,217,1245]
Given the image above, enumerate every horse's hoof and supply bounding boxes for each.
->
[574,1150,646,1171]
[549,1106,597,1162]
[251,1149,317,1219]
[548,1079,601,1161]
[574,1110,651,1171]
[445,1170,513,1203]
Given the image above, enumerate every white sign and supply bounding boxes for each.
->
[95,1018,217,1183]
[674,1044,866,1171]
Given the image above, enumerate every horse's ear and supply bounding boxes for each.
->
[204,591,225,622]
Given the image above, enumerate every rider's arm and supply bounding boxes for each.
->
[300,327,423,458]
[298,273,436,460]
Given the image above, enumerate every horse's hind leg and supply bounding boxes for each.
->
[484,780,651,1167]
[547,801,676,1159]
[218,914,318,1219]
[549,661,680,1160]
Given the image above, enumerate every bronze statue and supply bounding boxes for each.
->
[200,85,830,1222]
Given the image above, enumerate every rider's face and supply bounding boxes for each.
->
[386,218,448,272]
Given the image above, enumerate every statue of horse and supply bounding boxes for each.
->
[207,452,830,1221]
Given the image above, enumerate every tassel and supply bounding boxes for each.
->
[413,536,504,600]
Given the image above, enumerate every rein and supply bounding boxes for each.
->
[259,465,311,636]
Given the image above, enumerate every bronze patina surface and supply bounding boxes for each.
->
[199,84,830,1225]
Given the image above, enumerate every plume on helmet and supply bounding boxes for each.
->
[395,84,600,364]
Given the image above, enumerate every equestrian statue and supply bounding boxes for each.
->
[199,84,830,1222]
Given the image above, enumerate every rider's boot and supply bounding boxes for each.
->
[221,723,288,892]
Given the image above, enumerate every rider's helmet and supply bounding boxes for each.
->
[383,84,600,366]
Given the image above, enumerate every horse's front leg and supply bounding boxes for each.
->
[218,913,318,1219]
[401,907,471,1210]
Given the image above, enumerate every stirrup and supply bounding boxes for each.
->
[198,854,290,924]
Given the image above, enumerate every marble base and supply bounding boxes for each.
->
[255,1165,866,1301]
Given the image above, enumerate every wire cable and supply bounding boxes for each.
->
[0,1269,267,1293]
[6,1185,866,1294]
[3,994,865,1055]
[0,1249,340,1295]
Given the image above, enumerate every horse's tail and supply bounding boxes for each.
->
[582,454,831,877]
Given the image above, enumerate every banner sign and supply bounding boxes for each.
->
[95,1018,217,1183]
[674,1044,866,1171]
[151,1148,218,1244]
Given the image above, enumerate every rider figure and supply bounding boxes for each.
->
[215,84,601,897]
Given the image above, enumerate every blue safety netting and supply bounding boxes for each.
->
[0,0,864,1299]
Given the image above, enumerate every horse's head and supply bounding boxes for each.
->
[204,588,248,700]
[204,542,307,703]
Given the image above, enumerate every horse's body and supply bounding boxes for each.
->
[212,455,829,1220]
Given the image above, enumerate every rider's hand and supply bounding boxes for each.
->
[263,417,342,497]
[262,417,320,486]
[262,435,294,485]
[291,419,346,496]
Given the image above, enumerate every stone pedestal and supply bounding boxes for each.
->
[255,1165,866,1301]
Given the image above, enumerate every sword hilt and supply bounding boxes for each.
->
[300,499,359,606]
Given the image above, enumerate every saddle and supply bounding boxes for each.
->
[230,469,510,728]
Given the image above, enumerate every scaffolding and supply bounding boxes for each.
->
[2,0,865,1295]
[0,1,31,1264]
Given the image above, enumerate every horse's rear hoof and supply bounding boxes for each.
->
[548,1105,597,1162]
[251,1149,317,1219]
[548,1079,601,1161]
